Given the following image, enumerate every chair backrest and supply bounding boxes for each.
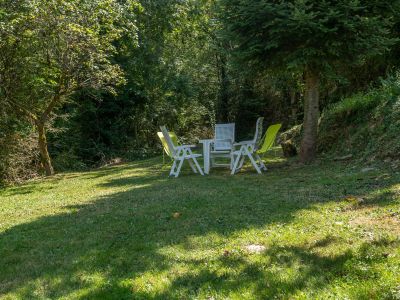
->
[157,131,178,158]
[253,117,264,148]
[214,123,235,151]
[257,123,282,154]
[160,126,177,157]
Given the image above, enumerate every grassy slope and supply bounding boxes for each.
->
[0,154,399,299]
[318,76,400,161]
[281,75,400,164]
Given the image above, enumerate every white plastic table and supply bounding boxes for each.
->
[199,139,213,174]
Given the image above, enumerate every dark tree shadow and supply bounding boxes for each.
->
[0,158,399,299]
[139,236,398,299]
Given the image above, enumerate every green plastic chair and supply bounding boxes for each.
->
[158,126,204,177]
[157,131,178,163]
[231,121,281,174]
[255,123,282,170]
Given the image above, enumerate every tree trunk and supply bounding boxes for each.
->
[290,89,297,125]
[216,53,229,122]
[299,70,320,163]
[36,121,54,176]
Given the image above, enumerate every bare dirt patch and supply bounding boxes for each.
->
[349,209,400,236]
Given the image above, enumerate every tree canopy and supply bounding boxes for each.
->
[220,0,399,162]
[0,0,136,174]
[0,0,399,183]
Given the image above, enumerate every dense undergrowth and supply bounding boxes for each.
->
[282,74,400,164]
[318,74,400,160]
[2,75,400,187]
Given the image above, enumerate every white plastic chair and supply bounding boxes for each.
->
[160,126,204,177]
[210,123,235,169]
[231,117,264,174]
[234,117,264,152]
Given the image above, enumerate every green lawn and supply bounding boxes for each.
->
[0,154,400,299]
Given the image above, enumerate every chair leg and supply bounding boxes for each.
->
[169,160,177,176]
[192,157,204,175]
[238,155,245,169]
[186,148,204,176]
[245,148,262,174]
[230,153,237,170]
[231,148,244,175]
[255,153,267,171]
[174,159,184,178]
[188,159,197,173]
[237,146,249,170]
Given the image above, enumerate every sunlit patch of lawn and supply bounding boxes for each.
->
[0,153,399,299]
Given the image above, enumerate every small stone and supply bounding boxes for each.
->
[244,244,266,254]
[356,197,365,204]
[361,167,377,173]
[172,212,181,218]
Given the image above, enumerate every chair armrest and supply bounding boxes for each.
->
[233,140,254,146]
[175,145,196,150]
[213,138,233,143]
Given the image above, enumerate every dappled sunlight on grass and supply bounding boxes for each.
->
[0,156,399,298]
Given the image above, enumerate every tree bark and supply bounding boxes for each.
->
[216,52,229,122]
[35,120,54,176]
[290,89,297,125]
[299,70,320,163]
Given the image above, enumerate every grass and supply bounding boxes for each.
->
[317,75,400,158]
[0,152,400,299]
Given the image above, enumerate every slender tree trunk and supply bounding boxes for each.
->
[216,53,229,122]
[290,89,297,125]
[35,120,54,176]
[299,70,320,163]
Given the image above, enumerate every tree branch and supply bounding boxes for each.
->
[4,98,37,122]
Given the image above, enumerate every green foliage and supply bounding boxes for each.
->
[1,0,399,181]
[219,0,399,162]
[0,0,129,114]
[48,0,219,166]
[0,0,137,175]
[220,0,398,76]
[324,93,381,125]
[319,74,400,158]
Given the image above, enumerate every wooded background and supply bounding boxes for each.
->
[1,0,399,184]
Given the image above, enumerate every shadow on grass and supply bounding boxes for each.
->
[0,157,161,197]
[135,236,398,300]
[0,158,399,298]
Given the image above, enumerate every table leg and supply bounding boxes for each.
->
[203,142,210,174]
